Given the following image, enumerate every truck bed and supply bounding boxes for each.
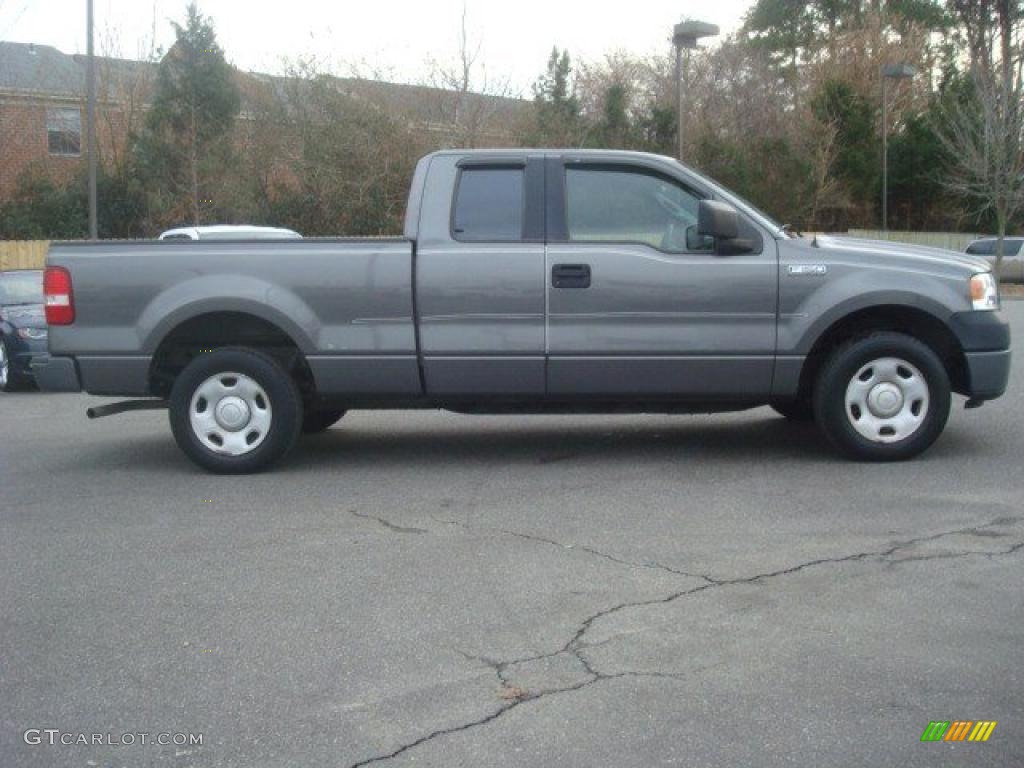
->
[46,238,418,396]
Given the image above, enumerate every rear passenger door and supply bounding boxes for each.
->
[415,154,547,395]
[545,159,778,398]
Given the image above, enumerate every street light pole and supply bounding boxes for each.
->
[672,20,718,163]
[880,63,915,232]
[881,74,888,232]
[86,0,98,240]
[675,43,683,161]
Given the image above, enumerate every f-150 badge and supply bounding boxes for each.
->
[787,264,828,276]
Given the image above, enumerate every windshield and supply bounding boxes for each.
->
[669,160,789,238]
[0,271,44,304]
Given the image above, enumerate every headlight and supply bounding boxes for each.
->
[16,327,48,340]
[970,272,999,311]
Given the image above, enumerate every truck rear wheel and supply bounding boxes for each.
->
[813,332,950,461]
[169,347,303,474]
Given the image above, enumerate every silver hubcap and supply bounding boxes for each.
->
[0,341,7,387]
[845,357,929,443]
[189,372,272,456]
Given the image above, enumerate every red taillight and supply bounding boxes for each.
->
[44,266,74,325]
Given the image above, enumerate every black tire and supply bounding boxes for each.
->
[813,332,951,461]
[771,398,814,422]
[302,409,346,434]
[169,347,303,474]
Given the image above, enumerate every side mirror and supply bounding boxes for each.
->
[697,199,755,255]
[685,225,715,252]
[697,200,739,240]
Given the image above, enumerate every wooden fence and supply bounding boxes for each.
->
[0,241,50,271]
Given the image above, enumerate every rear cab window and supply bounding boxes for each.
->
[452,167,524,242]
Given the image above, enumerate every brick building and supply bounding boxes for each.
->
[0,40,526,203]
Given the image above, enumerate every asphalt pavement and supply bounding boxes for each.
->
[1,305,1022,767]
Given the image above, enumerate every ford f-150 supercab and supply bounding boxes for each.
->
[33,149,1011,473]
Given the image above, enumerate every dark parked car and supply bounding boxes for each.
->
[966,237,1024,282]
[0,269,47,392]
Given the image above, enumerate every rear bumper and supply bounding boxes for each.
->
[31,355,82,393]
[32,354,151,395]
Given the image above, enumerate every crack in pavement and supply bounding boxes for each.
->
[491,527,716,582]
[348,698,522,768]
[555,518,1022,657]
[349,653,720,768]
[346,518,1021,767]
[431,514,717,583]
[351,511,428,535]
[883,539,1024,565]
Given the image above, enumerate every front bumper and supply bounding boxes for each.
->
[963,350,1011,400]
[31,355,82,393]
[949,311,1011,401]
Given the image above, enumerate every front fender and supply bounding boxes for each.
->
[780,270,968,357]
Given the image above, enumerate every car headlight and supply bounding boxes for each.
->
[16,327,48,340]
[970,272,999,311]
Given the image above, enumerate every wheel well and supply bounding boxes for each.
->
[797,306,967,400]
[149,312,315,399]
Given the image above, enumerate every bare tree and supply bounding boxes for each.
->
[426,3,515,148]
[94,17,159,174]
[938,2,1023,276]
[271,58,427,235]
[800,119,844,229]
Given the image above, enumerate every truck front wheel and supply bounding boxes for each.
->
[813,332,951,461]
[169,348,303,474]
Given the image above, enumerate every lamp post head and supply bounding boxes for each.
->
[673,20,720,49]
[881,63,916,79]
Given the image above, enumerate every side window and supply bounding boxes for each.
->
[452,167,524,241]
[565,167,707,253]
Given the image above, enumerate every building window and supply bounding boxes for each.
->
[47,108,82,156]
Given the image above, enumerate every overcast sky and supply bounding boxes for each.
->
[0,0,756,93]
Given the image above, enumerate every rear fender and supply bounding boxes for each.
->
[138,275,319,354]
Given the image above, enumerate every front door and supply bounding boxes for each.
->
[545,159,777,398]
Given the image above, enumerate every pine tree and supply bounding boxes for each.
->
[532,48,582,145]
[135,3,240,225]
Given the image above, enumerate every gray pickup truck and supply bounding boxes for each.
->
[35,149,1010,473]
